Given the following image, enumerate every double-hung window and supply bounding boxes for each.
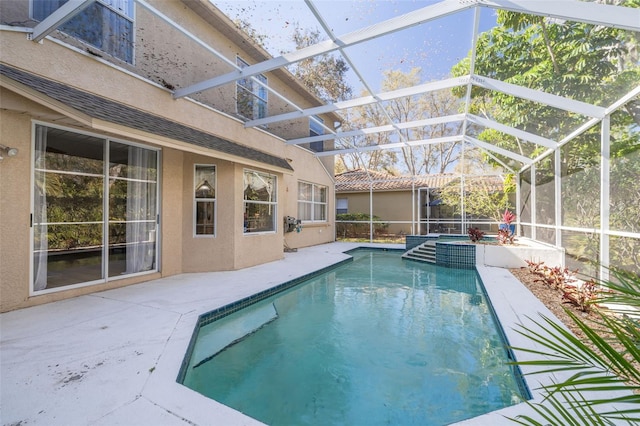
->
[244,170,277,233]
[32,124,159,293]
[336,198,348,215]
[298,182,327,222]
[194,165,216,236]
[236,57,267,120]
[32,0,134,63]
[309,116,324,153]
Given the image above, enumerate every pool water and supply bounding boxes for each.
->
[181,249,526,425]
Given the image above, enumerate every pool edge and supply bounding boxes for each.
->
[176,255,356,384]
[155,245,621,426]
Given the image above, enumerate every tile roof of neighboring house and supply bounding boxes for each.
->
[335,169,504,192]
[0,64,293,171]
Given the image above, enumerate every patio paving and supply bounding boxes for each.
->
[0,242,633,425]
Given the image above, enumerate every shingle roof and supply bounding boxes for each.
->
[335,169,503,192]
[0,64,293,171]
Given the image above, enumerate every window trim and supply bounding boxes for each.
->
[298,181,328,223]
[29,121,160,296]
[193,164,217,238]
[243,168,277,235]
[336,197,349,215]
[236,56,268,120]
[309,116,325,153]
[30,0,136,64]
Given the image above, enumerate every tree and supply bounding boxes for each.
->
[382,68,463,175]
[336,99,399,172]
[451,6,640,274]
[289,27,352,103]
[338,68,463,175]
[453,145,507,176]
[452,8,640,165]
[446,6,640,423]
[437,174,515,223]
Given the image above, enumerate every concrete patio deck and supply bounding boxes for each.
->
[0,242,632,425]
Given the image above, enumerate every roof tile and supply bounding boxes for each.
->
[335,169,503,192]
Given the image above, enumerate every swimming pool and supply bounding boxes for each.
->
[180,249,528,425]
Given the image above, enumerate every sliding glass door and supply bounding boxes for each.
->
[33,124,159,292]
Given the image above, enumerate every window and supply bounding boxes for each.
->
[244,170,277,233]
[236,57,267,120]
[32,124,158,292]
[194,165,216,236]
[336,198,348,215]
[298,182,327,222]
[32,0,134,63]
[309,116,324,153]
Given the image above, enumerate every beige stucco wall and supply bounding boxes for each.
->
[161,148,184,276]
[0,95,334,311]
[0,101,164,312]
[135,0,332,141]
[281,153,335,248]
[180,153,236,272]
[232,164,283,269]
[0,0,333,142]
[0,0,338,312]
[338,190,415,235]
[0,109,32,311]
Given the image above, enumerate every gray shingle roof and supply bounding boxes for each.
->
[0,64,293,171]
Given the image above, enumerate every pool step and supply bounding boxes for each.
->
[402,241,436,264]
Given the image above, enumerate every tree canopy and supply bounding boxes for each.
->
[336,67,465,175]
[452,9,640,165]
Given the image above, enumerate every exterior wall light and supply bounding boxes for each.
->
[0,144,18,160]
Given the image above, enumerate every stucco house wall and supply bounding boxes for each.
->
[335,169,509,237]
[338,191,415,236]
[0,0,336,312]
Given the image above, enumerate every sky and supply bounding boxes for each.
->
[213,0,498,95]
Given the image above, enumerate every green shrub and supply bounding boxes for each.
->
[336,213,389,238]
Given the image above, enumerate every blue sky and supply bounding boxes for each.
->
[214,0,497,94]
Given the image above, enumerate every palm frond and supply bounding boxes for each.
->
[509,266,640,425]
[566,310,640,383]
[512,315,612,373]
[595,267,640,308]
[509,388,616,426]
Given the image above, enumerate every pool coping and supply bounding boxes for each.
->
[1,242,634,425]
[150,245,633,425]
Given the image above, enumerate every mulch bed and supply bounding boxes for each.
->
[509,266,600,339]
[509,266,640,392]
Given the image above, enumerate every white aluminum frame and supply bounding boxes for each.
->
[24,0,640,272]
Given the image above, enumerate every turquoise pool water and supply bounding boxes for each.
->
[181,249,527,425]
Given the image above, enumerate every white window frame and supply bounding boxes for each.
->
[309,115,325,152]
[236,56,268,120]
[337,198,348,215]
[298,181,328,223]
[194,164,216,237]
[30,0,135,64]
[29,121,160,295]
[243,169,277,234]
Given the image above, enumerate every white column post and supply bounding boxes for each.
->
[530,164,537,241]
[369,181,374,242]
[600,116,611,281]
[555,147,562,248]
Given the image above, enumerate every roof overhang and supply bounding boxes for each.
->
[0,64,294,174]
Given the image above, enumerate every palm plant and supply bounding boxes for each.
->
[510,267,640,425]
